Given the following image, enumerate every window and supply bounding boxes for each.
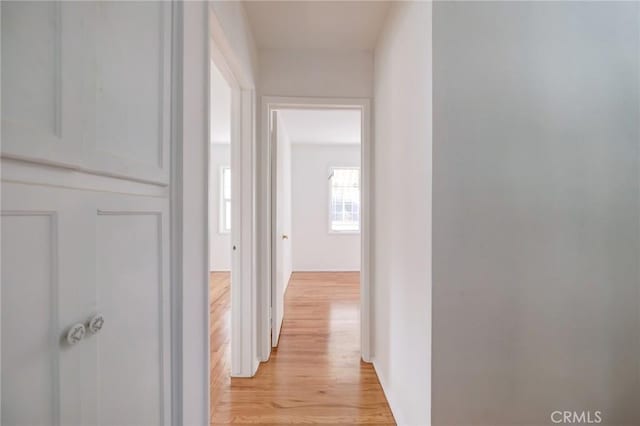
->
[329,167,360,233]
[219,166,231,233]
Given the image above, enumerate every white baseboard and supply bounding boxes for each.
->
[372,359,404,426]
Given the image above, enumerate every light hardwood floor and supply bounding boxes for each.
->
[209,271,395,425]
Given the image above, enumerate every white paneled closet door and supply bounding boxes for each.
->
[1,2,172,425]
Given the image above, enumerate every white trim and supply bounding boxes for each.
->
[172,4,258,426]
[170,2,209,425]
[372,361,403,426]
[169,3,184,424]
[0,7,3,424]
[1,158,169,198]
[208,4,258,383]
[260,96,372,362]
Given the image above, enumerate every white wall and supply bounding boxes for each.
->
[210,58,231,143]
[209,144,231,271]
[432,2,640,425]
[210,1,258,88]
[292,144,361,271]
[259,49,373,98]
[372,3,432,425]
[209,53,232,272]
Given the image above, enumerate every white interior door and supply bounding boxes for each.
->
[1,2,171,425]
[271,111,293,347]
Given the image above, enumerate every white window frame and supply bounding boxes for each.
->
[219,165,231,234]
[328,166,361,234]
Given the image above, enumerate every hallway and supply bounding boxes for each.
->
[209,271,395,424]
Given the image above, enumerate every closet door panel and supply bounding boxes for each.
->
[94,195,171,426]
[1,1,172,185]
[88,1,172,184]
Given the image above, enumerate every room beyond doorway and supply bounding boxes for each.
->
[271,107,363,347]
[260,97,372,363]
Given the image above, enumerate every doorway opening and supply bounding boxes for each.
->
[208,49,235,416]
[208,53,234,418]
[261,98,372,363]
[207,8,258,423]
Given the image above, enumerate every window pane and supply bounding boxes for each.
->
[225,201,231,231]
[220,166,231,233]
[329,167,360,232]
[222,167,231,200]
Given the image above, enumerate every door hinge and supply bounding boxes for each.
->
[269,306,272,321]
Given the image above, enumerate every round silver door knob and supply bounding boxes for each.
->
[88,314,104,334]
[66,323,86,345]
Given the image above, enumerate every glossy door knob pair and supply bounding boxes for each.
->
[65,314,104,346]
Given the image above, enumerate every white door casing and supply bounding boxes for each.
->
[208,9,259,378]
[1,2,172,425]
[260,97,372,362]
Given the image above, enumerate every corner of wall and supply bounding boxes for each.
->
[371,1,432,425]
[372,359,431,426]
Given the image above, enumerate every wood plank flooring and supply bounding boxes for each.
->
[209,271,395,425]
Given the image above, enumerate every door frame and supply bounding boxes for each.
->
[171,4,258,424]
[207,4,257,380]
[208,37,243,379]
[259,96,373,362]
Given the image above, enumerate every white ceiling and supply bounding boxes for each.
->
[279,109,361,145]
[243,1,390,50]
[211,59,231,144]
